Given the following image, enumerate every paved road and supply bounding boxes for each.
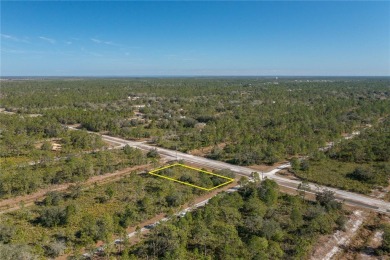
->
[100,134,390,214]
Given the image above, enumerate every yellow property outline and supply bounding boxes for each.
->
[148,163,234,191]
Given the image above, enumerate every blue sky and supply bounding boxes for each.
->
[1,1,389,76]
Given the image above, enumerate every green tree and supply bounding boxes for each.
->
[268,241,284,259]
[147,148,160,158]
[262,219,282,240]
[96,214,114,242]
[147,223,182,258]
[38,206,68,227]
[290,207,304,230]
[44,241,66,258]
[308,213,334,234]
[348,167,374,183]
[0,224,15,243]
[43,191,63,206]
[259,179,279,206]
[105,187,115,200]
[297,180,311,200]
[381,224,390,253]
[248,236,268,259]
[316,189,341,211]
[0,243,38,260]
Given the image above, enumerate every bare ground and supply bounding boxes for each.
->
[188,143,227,157]
[310,210,369,260]
[371,180,390,202]
[310,211,390,260]
[248,162,289,172]
[275,169,301,180]
[335,213,390,260]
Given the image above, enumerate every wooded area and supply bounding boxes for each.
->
[127,180,346,259]
[1,78,389,197]
[2,78,389,165]
[0,77,389,258]
[292,118,390,194]
[0,170,210,258]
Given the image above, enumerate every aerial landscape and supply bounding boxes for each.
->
[0,1,389,260]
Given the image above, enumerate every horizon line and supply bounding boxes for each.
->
[1,75,390,79]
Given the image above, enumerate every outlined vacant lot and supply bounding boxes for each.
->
[148,163,234,191]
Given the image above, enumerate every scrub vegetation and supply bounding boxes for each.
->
[127,180,347,260]
[0,172,208,258]
[292,118,390,194]
[0,77,389,258]
[150,164,234,190]
[2,78,389,165]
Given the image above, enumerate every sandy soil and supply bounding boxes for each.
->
[248,162,289,172]
[336,213,390,260]
[0,108,16,115]
[356,230,385,260]
[371,180,390,202]
[67,124,82,128]
[310,210,369,260]
[275,169,300,180]
[188,143,227,157]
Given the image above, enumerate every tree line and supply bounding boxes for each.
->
[2,78,388,167]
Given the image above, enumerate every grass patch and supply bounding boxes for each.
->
[0,172,206,257]
[149,163,234,191]
[294,159,389,194]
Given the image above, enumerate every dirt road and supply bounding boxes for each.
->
[0,164,150,215]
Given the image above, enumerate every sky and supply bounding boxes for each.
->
[1,1,389,76]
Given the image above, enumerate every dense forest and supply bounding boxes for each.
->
[0,113,151,198]
[2,78,389,165]
[127,180,347,259]
[1,78,389,197]
[0,169,214,258]
[0,77,389,258]
[0,177,349,259]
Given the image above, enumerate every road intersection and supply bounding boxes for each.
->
[100,133,390,214]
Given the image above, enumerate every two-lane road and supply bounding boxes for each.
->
[98,133,390,214]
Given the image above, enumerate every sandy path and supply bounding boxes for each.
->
[0,164,151,215]
[56,179,238,259]
[310,210,368,260]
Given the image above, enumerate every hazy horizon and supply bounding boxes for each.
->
[1,1,389,76]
